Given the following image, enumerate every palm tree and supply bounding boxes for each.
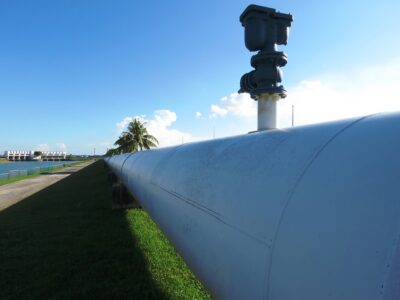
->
[114,119,158,153]
[105,148,121,156]
[127,119,158,151]
[114,132,137,153]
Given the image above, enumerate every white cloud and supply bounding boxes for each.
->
[209,92,256,119]
[116,116,141,133]
[116,109,203,148]
[279,57,400,127]
[113,58,400,149]
[151,110,176,128]
[210,104,227,117]
[207,57,400,131]
[55,143,67,152]
[36,144,50,151]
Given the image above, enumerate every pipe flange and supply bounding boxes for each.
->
[252,86,287,99]
[251,51,288,68]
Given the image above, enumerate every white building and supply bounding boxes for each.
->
[5,150,67,161]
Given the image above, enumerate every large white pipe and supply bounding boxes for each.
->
[105,112,400,300]
[257,93,279,130]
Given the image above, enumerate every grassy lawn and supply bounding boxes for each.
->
[0,161,210,300]
[38,160,86,174]
[0,173,41,186]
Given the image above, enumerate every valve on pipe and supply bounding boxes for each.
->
[239,5,292,130]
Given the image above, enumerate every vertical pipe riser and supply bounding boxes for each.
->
[258,94,279,130]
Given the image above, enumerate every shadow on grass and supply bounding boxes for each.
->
[0,161,168,300]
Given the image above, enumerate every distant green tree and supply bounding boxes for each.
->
[114,119,158,154]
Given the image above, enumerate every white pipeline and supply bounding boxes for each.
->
[105,112,400,300]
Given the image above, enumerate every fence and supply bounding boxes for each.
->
[0,163,72,181]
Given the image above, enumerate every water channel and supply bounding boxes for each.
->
[0,161,78,174]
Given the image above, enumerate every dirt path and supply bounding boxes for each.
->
[0,162,93,211]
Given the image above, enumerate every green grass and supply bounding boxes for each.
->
[0,161,210,300]
[126,212,209,299]
[39,160,85,174]
[0,173,41,186]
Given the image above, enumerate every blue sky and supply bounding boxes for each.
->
[1,0,399,154]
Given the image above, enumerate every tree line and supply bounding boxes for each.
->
[106,119,158,156]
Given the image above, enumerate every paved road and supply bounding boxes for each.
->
[0,162,93,211]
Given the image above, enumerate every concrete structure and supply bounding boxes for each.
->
[5,151,35,161]
[105,112,400,300]
[5,150,67,161]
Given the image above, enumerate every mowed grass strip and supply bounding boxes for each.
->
[0,173,41,186]
[0,161,210,300]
